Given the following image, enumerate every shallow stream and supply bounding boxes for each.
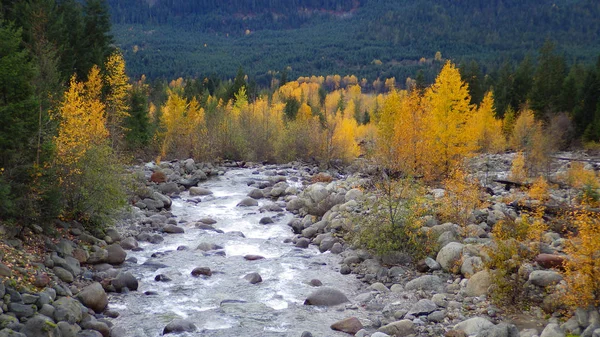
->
[109,168,365,336]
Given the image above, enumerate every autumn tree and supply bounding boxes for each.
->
[104,51,131,149]
[53,66,125,226]
[471,91,505,153]
[422,61,475,179]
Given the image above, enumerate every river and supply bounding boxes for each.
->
[109,168,366,336]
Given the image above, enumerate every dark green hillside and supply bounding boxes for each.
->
[108,0,600,83]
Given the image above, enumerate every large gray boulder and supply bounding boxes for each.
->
[478,323,520,337]
[436,242,464,272]
[163,319,197,335]
[540,323,565,337]
[76,282,107,313]
[529,270,563,287]
[405,275,444,292]
[407,299,437,316]
[465,270,492,297]
[454,317,495,336]
[53,297,84,324]
[105,244,126,265]
[304,287,349,306]
[21,315,61,337]
[377,320,415,337]
[120,237,138,250]
[111,271,138,292]
[189,187,213,196]
[237,198,259,207]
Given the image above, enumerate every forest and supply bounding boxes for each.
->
[1,0,600,318]
[106,0,600,82]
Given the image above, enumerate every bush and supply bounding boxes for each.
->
[59,145,127,228]
[349,175,435,259]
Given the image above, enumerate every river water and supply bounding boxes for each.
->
[109,168,366,336]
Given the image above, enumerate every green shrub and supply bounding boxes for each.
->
[349,175,435,259]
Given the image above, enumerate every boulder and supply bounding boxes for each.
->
[259,217,274,225]
[304,287,349,306]
[120,237,138,250]
[158,182,179,195]
[191,267,212,277]
[295,238,310,248]
[189,187,213,196]
[461,256,483,277]
[405,275,444,292]
[248,189,264,199]
[244,255,264,261]
[111,272,138,292]
[162,224,184,234]
[21,315,61,337]
[465,270,492,297]
[407,299,438,316]
[152,192,172,209]
[529,270,563,287]
[237,198,259,207]
[535,254,566,270]
[57,321,81,337]
[150,171,166,183]
[76,282,107,313]
[163,319,197,335]
[53,266,74,283]
[378,320,415,337]
[105,244,127,265]
[244,273,262,284]
[0,264,11,278]
[540,323,565,337]
[196,242,223,251]
[436,242,464,272]
[454,317,495,336]
[8,303,36,319]
[478,323,520,337]
[53,297,84,324]
[331,317,363,335]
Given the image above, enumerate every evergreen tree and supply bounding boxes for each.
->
[529,41,567,118]
[81,0,113,77]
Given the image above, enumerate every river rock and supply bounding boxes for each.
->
[191,267,212,277]
[540,323,565,337]
[76,282,107,313]
[162,224,184,234]
[454,317,495,336]
[196,242,222,251]
[295,238,310,248]
[237,198,259,207]
[478,323,520,337]
[529,270,563,287]
[57,321,81,337]
[105,244,127,265]
[465,270,492,297]
[8,303,36,319]
[150,171,166,183]
[244,255,264,261]
[331,317,363,335]
[259,217,274,224]
[405,275,444,292]
[461,256,483,277]
[120,237,138,250]
[0,263,11,278]
[378,320,415,336]
[248,189,264,199]
[189,187,213,196]
[304,287,349,306]
[244,272,262,284]
[112,271,138,292]
[407,299,438,316]
[158,182,179,195]
[53,297,84,324]
[54,266,74,283]
[436,242,464,272]
[77,330,103,337]
[0,330,26,337]
[21,314,60,337]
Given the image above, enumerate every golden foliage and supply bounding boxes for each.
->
[54,68,108,166]
[437,167,483,226]
[423,61,475,179]
[509,151,527,182]
[528,176,550,203]
[471,92,506,153]
[562,210,600,308]
[105,51,131,147]
[159,90,207,159]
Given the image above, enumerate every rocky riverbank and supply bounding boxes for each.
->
[1,154,599,337]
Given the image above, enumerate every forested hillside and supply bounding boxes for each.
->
[108,0,600,82]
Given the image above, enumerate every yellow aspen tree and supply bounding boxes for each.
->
[423,61,474,179]
[159,89,187,159]
[54,69,108,166]
[471,91,506,153]
[104,51,131,149]
[510,108,537,150]
[393,89,429,175]
[376,89,402,169]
